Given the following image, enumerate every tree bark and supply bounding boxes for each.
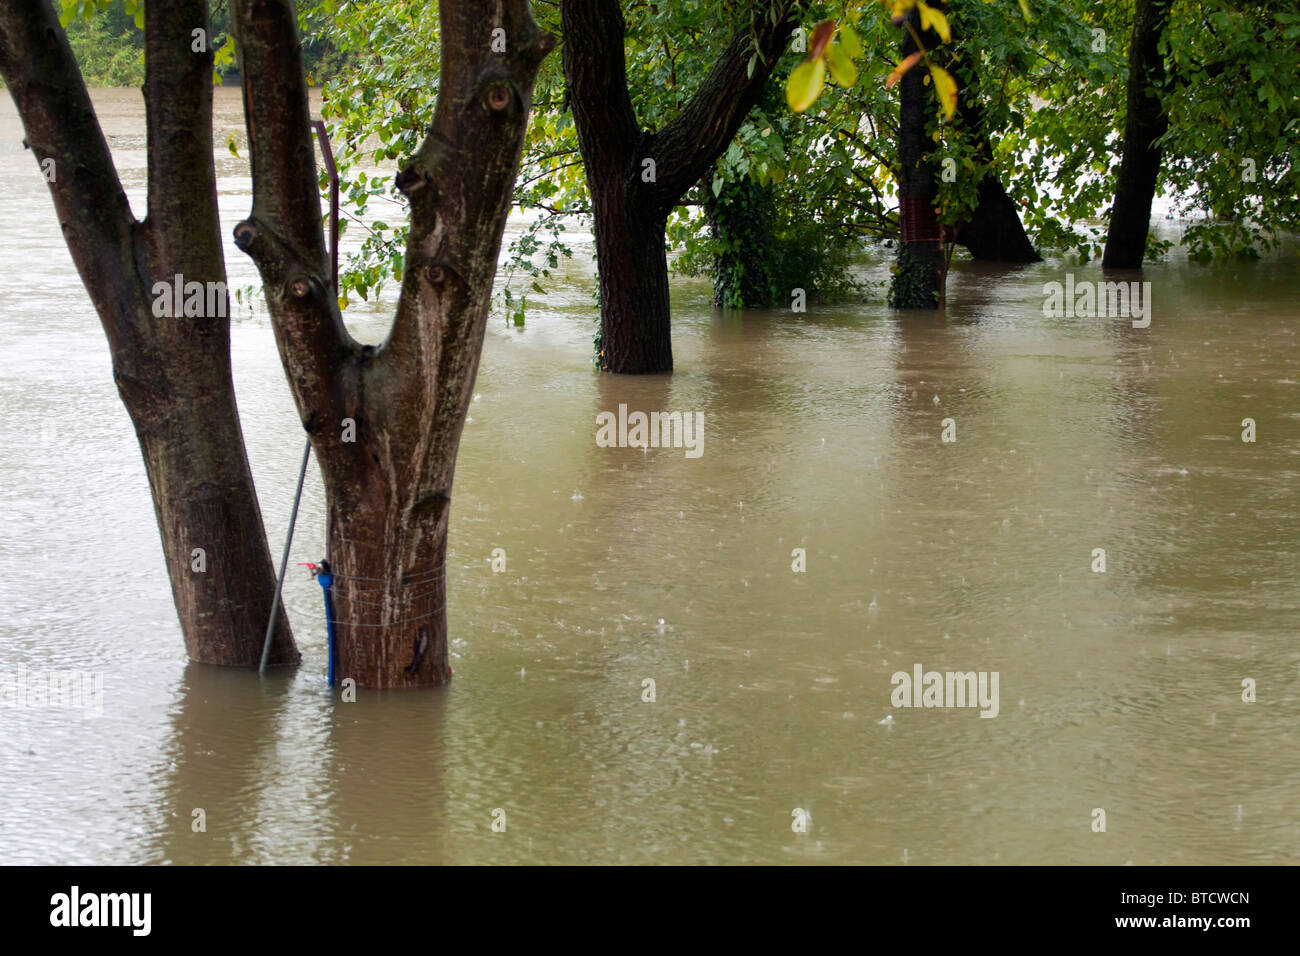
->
[231,0,553,687]
[1102,0,1171,269]
[890,8,944,309]
[561,0,795,373]
[0,0,298,667]
[955,174,1041,262]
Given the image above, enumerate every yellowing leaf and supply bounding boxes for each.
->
[826,42,858,88]
[890,0,917,23]
[929,64,958,121]
[787,58,826,112]
[1017,0,1032,21]
[885,51,923,89]
[917,2,952,43]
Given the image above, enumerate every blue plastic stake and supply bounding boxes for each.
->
[318,570,336,686]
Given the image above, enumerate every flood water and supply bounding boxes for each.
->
[2,89,1298,865]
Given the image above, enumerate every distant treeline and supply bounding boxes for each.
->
[56,1,345,87]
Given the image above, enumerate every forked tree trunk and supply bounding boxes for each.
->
[1103,0,1172,269]
[231,0,553,687]
[0,0,298,667]
[562,0,795,373]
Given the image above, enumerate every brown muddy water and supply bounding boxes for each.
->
[1,90,1297,865]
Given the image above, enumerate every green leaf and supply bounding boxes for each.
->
[839,22,863,59]
[786,59,825,113]
[826,42,858,88]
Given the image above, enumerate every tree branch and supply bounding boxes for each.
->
[0,0,139,340]
[144,0,224,287]
[381,0,555,475]
[229,0,355,437]
[645,1,797,211]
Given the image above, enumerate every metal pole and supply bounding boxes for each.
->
[260,437,312,673]
[259,121,340,675]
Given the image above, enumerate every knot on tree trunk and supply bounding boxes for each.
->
[487,83,513,112]
[287,272,325,301]
[395,165,432,197]
[232,220,258,252]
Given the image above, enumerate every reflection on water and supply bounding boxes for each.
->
[1,90,1297,864]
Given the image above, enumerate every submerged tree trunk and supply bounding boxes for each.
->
[562,0,795,373]
[952,97,1041,263]
[890,9,944,308]
[590,179,674,373]
[232,0,552,687]
[1103,0,1172,269]
[0,0,298,667]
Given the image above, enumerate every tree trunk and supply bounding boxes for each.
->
[890,8,944,308]
[0,0,298,668]
[591,185,674,373]
[232,0,553,687]
[325,484,451,687]
[562,0,795,373]
[951,95,1041,263]
[936,42,1040,264]
[129,363,298,667]
[1103,0,1172,269]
